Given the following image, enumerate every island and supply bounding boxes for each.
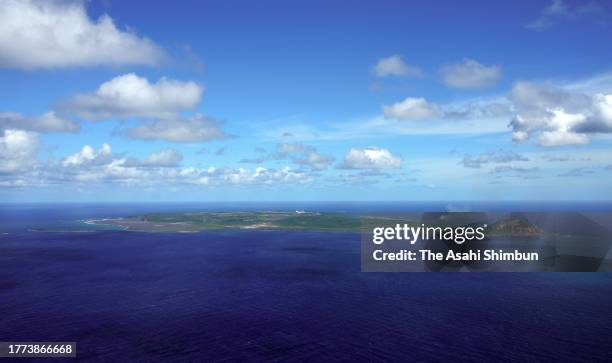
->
[89,211,406,232]
[487,218,543,236]
[88,211,546,235]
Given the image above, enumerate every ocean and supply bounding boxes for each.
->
[1,203,611,361]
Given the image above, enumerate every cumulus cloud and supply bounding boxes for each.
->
[62,144,113,167]
[59,73,203,120]
[337,147,401,170]
[443,102,511,119]
[58,145,189,184]
[239,143,334,171]
[382,96,511,122]
[179,166,312,186]
[275,143,334,171]
[526,0,604,31]
[372,55,423,77]
[538,120,589,147]
[217,167,310,185]
[56,74,228,144]
[125,114,227,143]
[460,150,529,169]
[145,149,182,167]
[0,129,39,173]
[0,111,77,179]
[440,59,501,89]
[2,139,315,188]
[61,157,150,183]
[0,0,166,69]
[0,111,79,133]
[60,144,182,181]
[126,148,183,168]
[573,94,612,133]
[382,97,441,120]
[508,81,612,146]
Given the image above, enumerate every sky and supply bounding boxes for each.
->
[0,0,611,202]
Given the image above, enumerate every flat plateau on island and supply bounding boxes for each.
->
[91,211,378,232]
[89,211,545,235]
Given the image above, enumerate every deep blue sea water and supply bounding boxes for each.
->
[1,203,612,361]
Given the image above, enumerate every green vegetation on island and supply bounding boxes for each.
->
[89,211,544,235]
[487,218,543,236]
[93,211,380,232]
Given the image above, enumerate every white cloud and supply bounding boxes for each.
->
[142,149,183,167]
[125,114,227,143]
[508,80,612,146]
[64,159,148,183]
[527,0,570,30]
[62,144,112,167]
[0,111,79,133]
[219,167,310,185]
[55,144,185,184]
[123,148,183,168]
[383,96,510,122]
[57,74,228,143]
[275,143,334,171]
[373,55,423,77]
[144,164,312,186]
[382,97,441,120]
[0,0,166,69]
[260,98,512,141]
[382,97,509,123]
[595,94,612,120]
[574,93,612,133]
[0,129,39,173]
[526,0,603,31]
[443,102,511,119]
[565,71,612,94]
[337,147,401,170]
[240,143,334,171]
[461,150,529,169]
[63,145,183,170]
[60,73,203,120]
[537,109,589,146]
[440,58,501,89]
[58,144,172,183]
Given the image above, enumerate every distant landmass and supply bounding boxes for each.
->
[487,218,543,236]
[89,211,546,235]
[90,211,370,232]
